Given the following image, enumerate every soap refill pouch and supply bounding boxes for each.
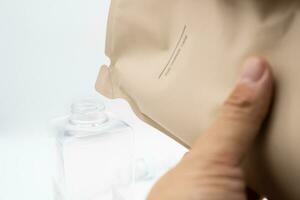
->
[96,0,300,199]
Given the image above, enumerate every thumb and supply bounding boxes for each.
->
[191,57,273,166]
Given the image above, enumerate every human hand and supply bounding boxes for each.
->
[147,58,273,200]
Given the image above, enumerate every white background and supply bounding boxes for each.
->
[0,0,187,199]
[0,0,111,135]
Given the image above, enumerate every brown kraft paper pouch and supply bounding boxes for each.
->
[96,0,300,199]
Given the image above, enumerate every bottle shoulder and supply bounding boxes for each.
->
[65,112,132,138]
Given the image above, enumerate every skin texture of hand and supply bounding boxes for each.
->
[147,57,274,200]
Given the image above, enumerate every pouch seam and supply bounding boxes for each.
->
[105,0,118,58]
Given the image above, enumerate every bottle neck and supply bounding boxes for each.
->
[69,98,109,126]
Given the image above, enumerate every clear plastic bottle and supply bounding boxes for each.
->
[54,98,135,200]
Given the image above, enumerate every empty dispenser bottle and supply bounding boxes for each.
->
[55,98,135,200]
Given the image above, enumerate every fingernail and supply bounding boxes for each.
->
[239,58,266,83]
